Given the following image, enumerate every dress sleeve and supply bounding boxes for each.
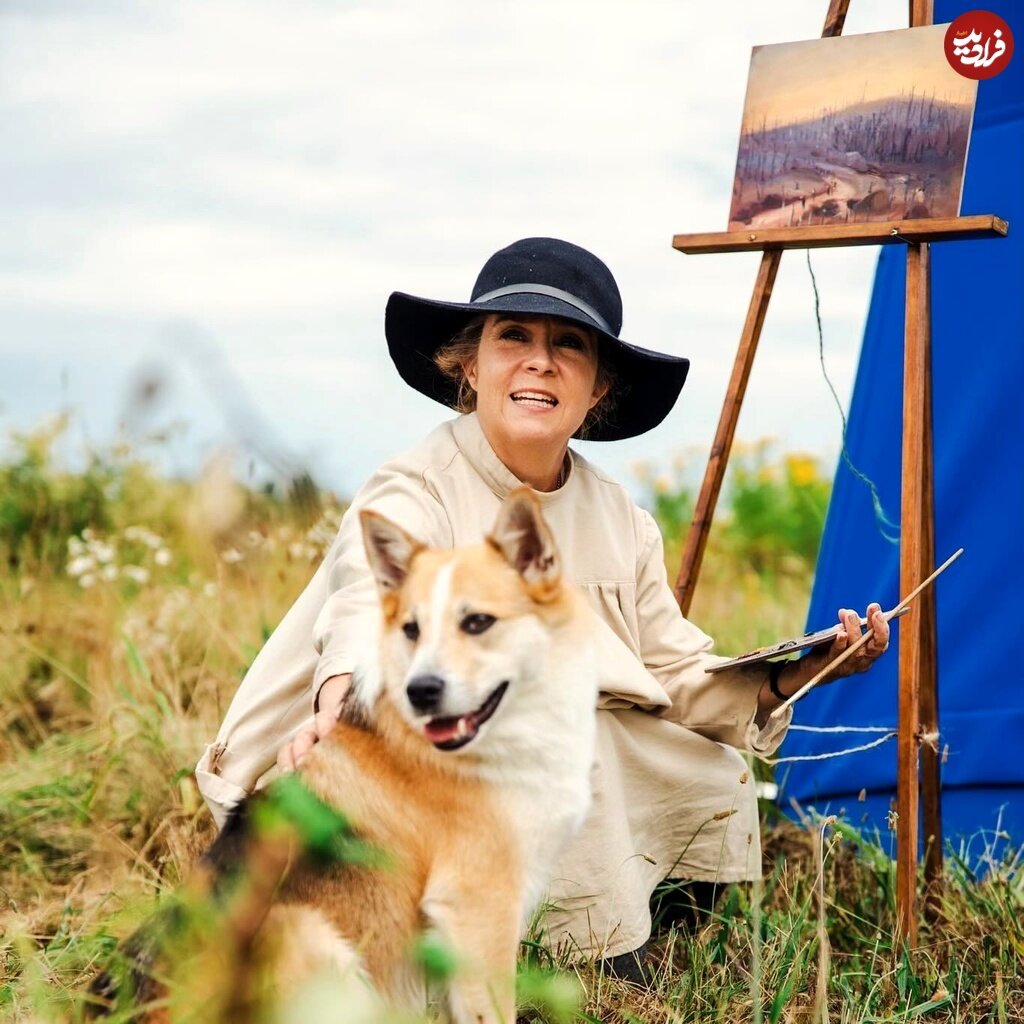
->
[633,508,791,755]
[312,466,452,697]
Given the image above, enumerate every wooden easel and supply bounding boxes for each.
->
[671,0,1008,945]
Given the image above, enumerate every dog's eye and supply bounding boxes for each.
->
[402,620,420,641]
[460,613,496,635]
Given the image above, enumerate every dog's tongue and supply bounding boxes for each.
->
[424,714,473,744]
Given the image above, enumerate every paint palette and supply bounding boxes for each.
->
[705,607,908,672]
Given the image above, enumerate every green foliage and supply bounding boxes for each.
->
[0,416,334,580]
[636,439,832,577]
[410,932,460,985]
[722,444,831,571]
[515,965,581,1023]
[255,773,387,869]
[633,441,834,656]
[0,417,114,568]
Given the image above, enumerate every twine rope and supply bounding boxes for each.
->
[789,723,893,734]
[805,249,899,544]
[766,725,944,764]
[766,730,897,764]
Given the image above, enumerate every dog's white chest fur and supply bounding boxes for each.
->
[473,640,598,923]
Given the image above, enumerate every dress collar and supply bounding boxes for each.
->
[450,412,575,507]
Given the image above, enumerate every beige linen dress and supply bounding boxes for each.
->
[195,412,791,958]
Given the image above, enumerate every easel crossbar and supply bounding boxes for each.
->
[673,216,1008,255]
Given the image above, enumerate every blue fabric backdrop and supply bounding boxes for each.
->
[782,0,1024,857]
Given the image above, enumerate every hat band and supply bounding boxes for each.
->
[472,283,612,334]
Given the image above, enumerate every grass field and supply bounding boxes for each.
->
[1,423,1021,1021]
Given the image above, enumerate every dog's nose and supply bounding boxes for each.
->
[406,675,445,713]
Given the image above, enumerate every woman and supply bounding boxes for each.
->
[195,237,889,963]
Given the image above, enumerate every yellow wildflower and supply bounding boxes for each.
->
[786,453,819,487]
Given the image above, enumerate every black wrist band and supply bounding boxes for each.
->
[768,661,789,702]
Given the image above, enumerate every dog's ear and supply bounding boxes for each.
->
[488,488,561,601]
[360,510,423,594]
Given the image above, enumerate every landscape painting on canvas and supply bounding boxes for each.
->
[728,24,977,230]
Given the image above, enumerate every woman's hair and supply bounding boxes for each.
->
[433,315,619,441]
[433,315,487,415]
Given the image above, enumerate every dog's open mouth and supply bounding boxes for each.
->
[423,681,509,751]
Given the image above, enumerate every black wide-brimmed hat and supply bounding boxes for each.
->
[384,237,689,442]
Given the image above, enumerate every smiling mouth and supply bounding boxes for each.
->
[423,681,510,751]
[510,390,558,409]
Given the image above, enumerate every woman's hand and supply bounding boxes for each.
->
[814,603,890,680]
[275,673,352,773]
[757,603,890,716]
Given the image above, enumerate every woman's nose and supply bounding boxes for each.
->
[526,339,556,372]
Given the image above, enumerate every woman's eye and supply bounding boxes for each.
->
[557,334,585,350]
[460,613,497,635]
[402,621,420,641]
[500,328,528,342]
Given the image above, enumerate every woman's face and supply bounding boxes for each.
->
[466,313,608,453]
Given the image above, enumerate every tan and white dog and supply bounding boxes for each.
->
[97,488,597,1023]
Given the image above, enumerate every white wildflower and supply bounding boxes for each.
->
[101,564,119,581]
[79,573,97,588]
[220,548,243,564]
[306,509,342,552]
[287,542,306,560]
[202,581,217,598]
[67,536,85,556]
[154,548,172,567]
[91,541,116,564]
[122,565,150,584]
[67,555,95,578]
[125,525,161,548]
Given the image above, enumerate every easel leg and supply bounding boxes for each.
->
[674,250,780,614]
[908,0,942,933]
[917,255,942,923]
[898,241,933,947]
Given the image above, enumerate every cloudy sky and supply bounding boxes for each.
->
[1,0,912,499]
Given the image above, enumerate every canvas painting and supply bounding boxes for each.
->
[728,24,977,230]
